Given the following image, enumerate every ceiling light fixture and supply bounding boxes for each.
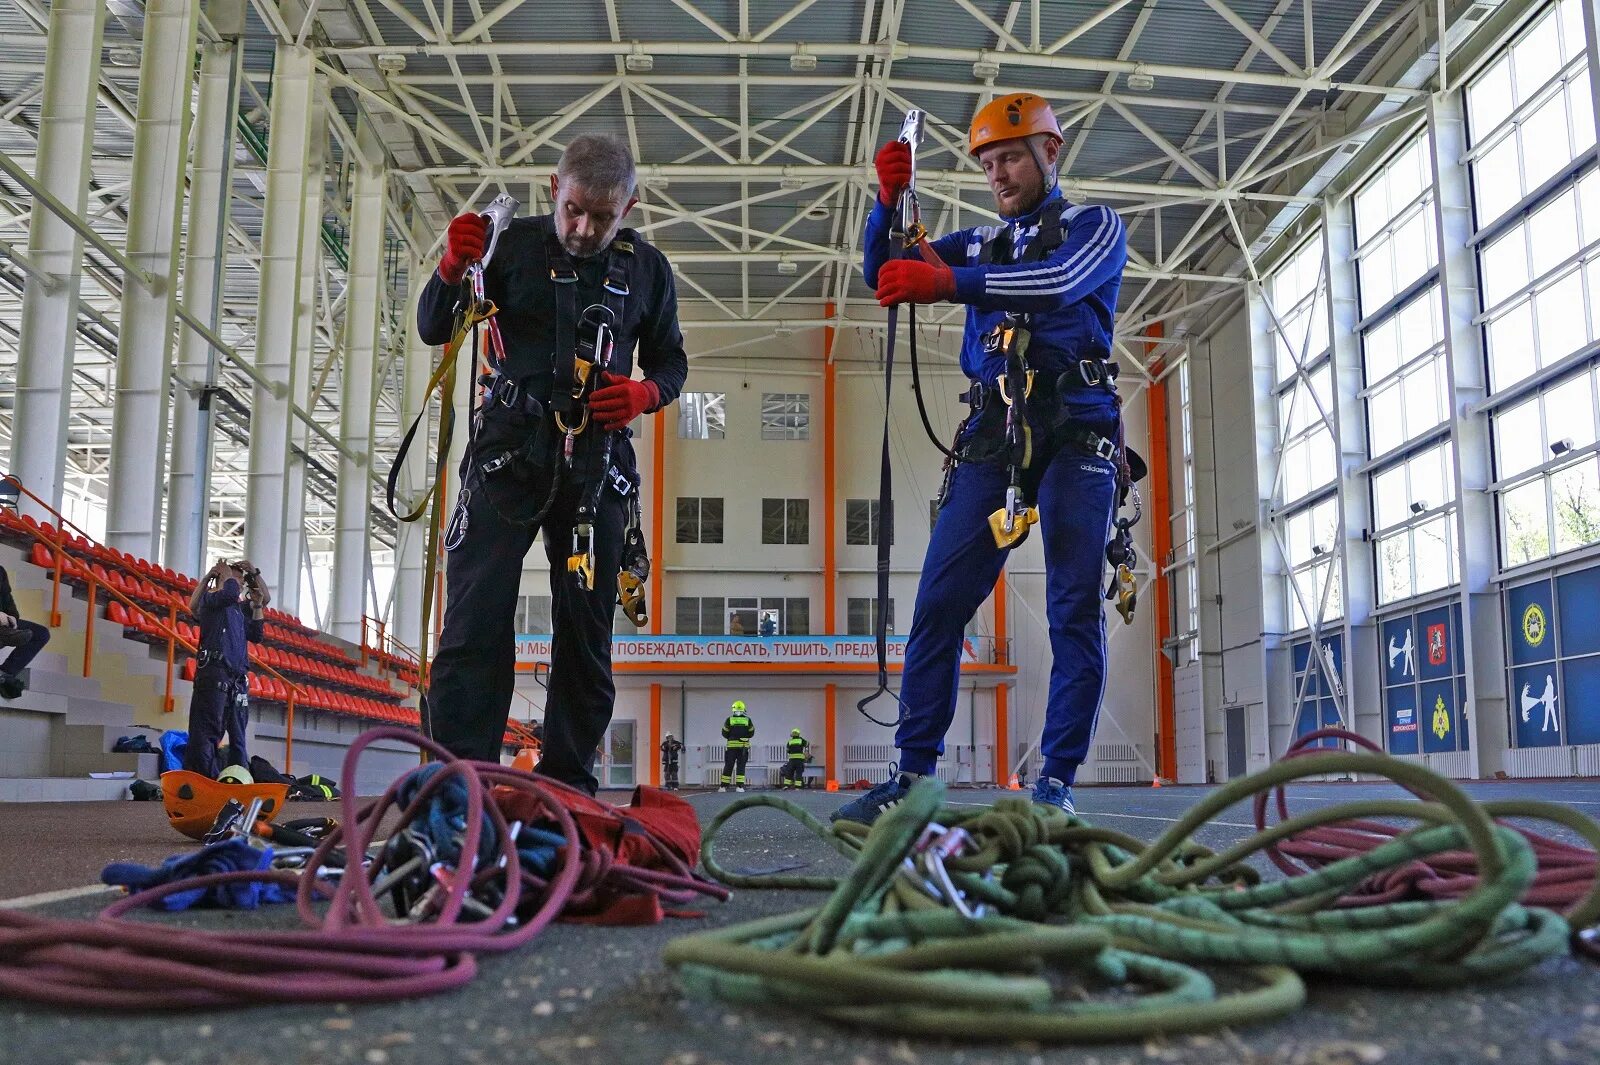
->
[790,45,817,72]
[777,257,798,275]
[972,51,1001,80]
[107,46,141,67]
[625,44,654,73]
[1127,67,1155,92]
[376,53,407,75]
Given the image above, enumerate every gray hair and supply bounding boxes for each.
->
[557,134,636,200]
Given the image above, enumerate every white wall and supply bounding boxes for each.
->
[504,315,1158,785]
[1192,304,1271,779]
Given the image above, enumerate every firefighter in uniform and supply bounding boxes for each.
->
[719,700,753,792]
[834,93,1132,825]
[417,134,688,795]
[782,728,810,789]
[660,731,684,790]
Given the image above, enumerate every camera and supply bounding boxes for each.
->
[231,561,260,593]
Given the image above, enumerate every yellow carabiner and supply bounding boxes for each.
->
[1114,564,1138,625]
[995,368,1036,406]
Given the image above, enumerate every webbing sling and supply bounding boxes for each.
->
[382,295,492,740]
[855,303,904,728]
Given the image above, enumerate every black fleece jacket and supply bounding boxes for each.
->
[417,214,688,410]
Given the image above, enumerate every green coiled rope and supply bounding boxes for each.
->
[664,750,1599,1041]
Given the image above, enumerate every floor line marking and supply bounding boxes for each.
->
[0,883,117,910]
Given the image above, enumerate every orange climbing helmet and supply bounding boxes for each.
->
[968,92,1063,156]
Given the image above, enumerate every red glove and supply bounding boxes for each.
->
[438,212,489,285]
[589,372,660,430]
[875,141,913,207]
[876,258,955,307]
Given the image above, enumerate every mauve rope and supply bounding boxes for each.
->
[1255,727,1599,961]
[0,727,723,1009]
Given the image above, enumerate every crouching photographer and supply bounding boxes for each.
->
[182,558,269,778]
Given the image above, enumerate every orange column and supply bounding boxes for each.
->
[649,682,662,786]
[822,302,838,784]
[993,572,1009,783]
[1145,324,1176,781]
[650,410,665,635]
[823,304,837,635]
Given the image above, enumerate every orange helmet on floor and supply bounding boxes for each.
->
[160,770,289,841]
[968,93,1063,156]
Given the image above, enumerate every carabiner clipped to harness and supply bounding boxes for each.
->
[986,318,1040,550]
[568,518,596,592]
[1104,484,1143,625]
[554,304,616,442]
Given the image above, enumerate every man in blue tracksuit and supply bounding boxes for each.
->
[834,92,1129,824]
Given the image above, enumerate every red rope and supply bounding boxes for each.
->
[1258,727,1599,961]
[0,728,724,1009]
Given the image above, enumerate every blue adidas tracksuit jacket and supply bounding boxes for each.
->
[861,187,1129,784]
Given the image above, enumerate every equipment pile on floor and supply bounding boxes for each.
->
[0,726,1595,1044]
[668,728,1600,1041]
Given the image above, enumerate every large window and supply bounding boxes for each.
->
[1268,235,1335,509]
[1478,171,1600,391]
[847,597,894,636]
[1283,499,1342,633]
[1266,233,1340,634]
[1353,136,1436,317]
[1172,359,1200,665]
[845,498,893,546]
[515,595,552,634]
[1471,0,1600,572]
[678,392,726,439]
[760,393,810,440]
[1372,444,1458,604]
[761,498,809,545]
[1466,0,1594,228]
[1355,134,1456,608]
[675,497,724,544]
[675,596,725,635]
[1364,286,1447,459]
[1496,366,1600,566]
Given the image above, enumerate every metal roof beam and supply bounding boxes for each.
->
[324,40,1426,97]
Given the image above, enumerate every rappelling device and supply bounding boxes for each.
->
[618,493,650,626]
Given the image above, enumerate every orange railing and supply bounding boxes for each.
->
[0,474,315,770]
[359,614,535,753]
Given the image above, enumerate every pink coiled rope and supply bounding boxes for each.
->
[0,727,725,1009]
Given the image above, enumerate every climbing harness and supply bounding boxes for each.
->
[671,742,1600,1042]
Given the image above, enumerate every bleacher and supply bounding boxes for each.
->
[0,509,421,732]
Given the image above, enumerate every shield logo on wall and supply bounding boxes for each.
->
[1427,623,1447,667]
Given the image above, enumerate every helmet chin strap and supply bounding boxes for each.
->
[1026,133,1058,192]
[998,134,1060,220]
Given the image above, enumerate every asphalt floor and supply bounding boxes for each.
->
[1,779,1598,1065]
